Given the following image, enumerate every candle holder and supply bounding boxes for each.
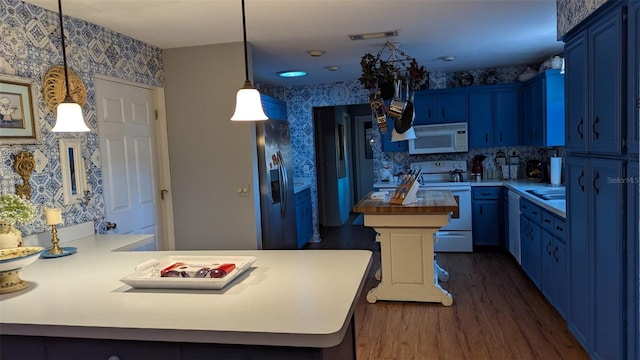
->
[42,208,77,258]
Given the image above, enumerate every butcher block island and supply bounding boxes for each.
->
[354,190,458,306]
[0,235,372,360]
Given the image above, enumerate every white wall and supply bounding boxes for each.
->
[163,42,261,250]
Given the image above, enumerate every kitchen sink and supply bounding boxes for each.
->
[526,188,566,201]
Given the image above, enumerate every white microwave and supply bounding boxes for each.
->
[408,122,468,155]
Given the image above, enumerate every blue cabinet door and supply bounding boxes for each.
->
[494,88,520,146]
[469,91,493,147]
[523,77,543,146]
[590,157,624,360]
[588,7,623,155]
[627,160,639,360]
[553,235,568,319]
[628,2,640,155]
[472,200,500,246]
[540,231,555,301]
[566,156,590,348]
[564,33,588,152]
[438,91,468,124]
[413,92,437,125]
[520,214,541,288]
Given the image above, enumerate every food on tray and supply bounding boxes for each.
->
[159,262,236,278]
[210,263,236,278]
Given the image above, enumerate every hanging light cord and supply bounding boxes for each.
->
[241,0,249,82]
[57,0,72,98]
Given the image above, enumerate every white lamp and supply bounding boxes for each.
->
[51,0,90,132]
[230,0,268,122]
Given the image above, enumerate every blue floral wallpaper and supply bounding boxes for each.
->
[0,0,163,236]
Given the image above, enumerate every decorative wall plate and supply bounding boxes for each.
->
[43,66,87,113]
[329,84,349,103]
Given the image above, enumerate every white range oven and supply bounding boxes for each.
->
[410,161,473,252]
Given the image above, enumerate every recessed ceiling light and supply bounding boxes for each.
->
[325,66,339,71]
[439,55,455,62]
[307,50,326,57]
[278,70,307,78]
[349,30,398,41]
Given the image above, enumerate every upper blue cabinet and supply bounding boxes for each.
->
[413,88,468,125]
[628,1,640,155]
[469,84,521,148]
[522,69,565,147]
[564,7,624,155]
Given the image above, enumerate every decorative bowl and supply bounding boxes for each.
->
[0,246,44,294]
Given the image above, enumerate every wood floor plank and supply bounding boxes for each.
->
[308,215,589,360]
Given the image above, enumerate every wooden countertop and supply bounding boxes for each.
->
[353,190,458,214]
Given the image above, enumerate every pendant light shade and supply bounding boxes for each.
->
[53,96,90,132]
[230,0,268,122]
[52,0,90,132]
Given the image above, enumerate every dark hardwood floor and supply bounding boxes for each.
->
[305,213,589,360]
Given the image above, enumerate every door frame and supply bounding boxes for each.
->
[94,74,175,250]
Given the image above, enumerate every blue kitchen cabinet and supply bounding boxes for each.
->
[520,199,541,288]
[469,85,520,148]
[380,118,408,152]
[522,70,564,147]
[627,160,639,360]
[413,89,468,125]
[294,188,313,249]
[566,155,625,359]
[628,1,640,155]
[471,187,502,247]
[540,210,568,319]
[261,95,287,120]
[564,6,624,155]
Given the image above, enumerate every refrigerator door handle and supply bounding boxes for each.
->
[277,151,287,217]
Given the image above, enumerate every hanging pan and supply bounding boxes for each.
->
[394,82,414,134]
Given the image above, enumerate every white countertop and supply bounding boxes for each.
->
[294,177,312,194]
[374,179,565,218]
[0,235,372,348]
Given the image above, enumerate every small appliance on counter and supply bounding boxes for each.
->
[526,159,544,181]
[471,155,486,181]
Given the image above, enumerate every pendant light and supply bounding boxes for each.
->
[51,0,90,132]
[230,0,268,121]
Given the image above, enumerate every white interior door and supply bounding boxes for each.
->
[95,78,162,248]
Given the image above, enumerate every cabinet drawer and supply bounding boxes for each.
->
[541,211,555,233]
[473,187,501,200]
[552,216,566,241]
[520,199,541,222]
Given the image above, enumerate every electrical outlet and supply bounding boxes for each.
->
[236,185,250,197]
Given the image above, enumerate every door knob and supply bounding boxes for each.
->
[105,222,117,231]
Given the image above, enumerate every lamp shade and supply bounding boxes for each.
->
[391,127,417,142]
[52,97,90,132]
[230,81,268,121]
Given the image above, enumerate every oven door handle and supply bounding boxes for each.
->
[435,232,467,238]
[419,187,470,192]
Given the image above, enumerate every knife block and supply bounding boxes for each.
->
[390,179,419,205]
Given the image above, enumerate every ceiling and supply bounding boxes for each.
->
[23,0,564,87]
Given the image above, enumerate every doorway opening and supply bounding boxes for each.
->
[313,104,372,227]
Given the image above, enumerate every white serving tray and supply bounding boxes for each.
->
[120,255,257,290]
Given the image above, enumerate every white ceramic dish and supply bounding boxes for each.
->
[0,246,45,272]
[120,255,257,290]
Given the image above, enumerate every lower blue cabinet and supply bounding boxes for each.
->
[295,188,313,249]
[472,187,503,247]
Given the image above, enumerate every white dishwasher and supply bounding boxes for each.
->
[507,190,521,264]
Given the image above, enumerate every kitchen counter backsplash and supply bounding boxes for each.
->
[378,145,560,182]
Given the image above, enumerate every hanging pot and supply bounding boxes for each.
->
[395,82,414,134]
[387,80,406,120]
[379,81,395,101]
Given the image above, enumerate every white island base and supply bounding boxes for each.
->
[364,213,453,306]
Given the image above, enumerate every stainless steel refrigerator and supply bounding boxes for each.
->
[257,119,297,249]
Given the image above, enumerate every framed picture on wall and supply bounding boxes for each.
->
[0,74,41,144]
